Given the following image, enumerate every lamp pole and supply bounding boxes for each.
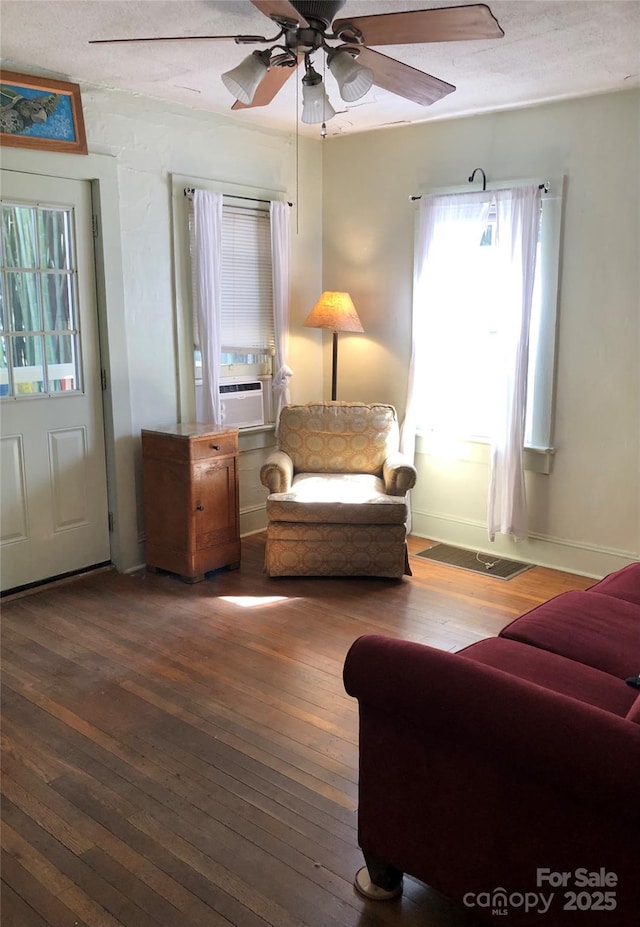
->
[303,292,364,403]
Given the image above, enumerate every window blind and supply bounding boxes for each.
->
[190,199,274,353]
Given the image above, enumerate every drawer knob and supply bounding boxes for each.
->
[196,503,204,511]
[210,444,221,450]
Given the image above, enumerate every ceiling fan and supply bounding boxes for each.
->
[90,1,504,127]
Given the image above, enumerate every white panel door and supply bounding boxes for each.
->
[1,170,110,591]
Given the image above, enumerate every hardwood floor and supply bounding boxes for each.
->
[1,534,592,927]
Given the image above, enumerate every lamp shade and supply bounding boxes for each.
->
[304,292,364,333]
[329,51,373,103]
[222,51,269,104]
[301,80,336,125]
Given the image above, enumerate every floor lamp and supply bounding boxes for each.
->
[303,292,364,400]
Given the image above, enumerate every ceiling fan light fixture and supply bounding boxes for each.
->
[221,50,270,104]
[328,50,373,102]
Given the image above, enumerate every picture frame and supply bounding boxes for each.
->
[0,70,87,154]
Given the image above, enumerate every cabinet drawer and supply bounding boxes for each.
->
[191,433,238,460]
[141,429,237,463]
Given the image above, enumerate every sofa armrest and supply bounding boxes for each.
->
[344,634,640,811]
[382,453,417,496]
[260,451,294,493]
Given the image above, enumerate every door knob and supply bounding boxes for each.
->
[196,503,204,511]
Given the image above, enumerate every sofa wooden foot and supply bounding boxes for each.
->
[354,853,403,900]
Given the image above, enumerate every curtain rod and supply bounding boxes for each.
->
[409,179,550,202]
[184,187,293,206]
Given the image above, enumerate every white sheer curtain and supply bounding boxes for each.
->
[270,201,292,431]
[192,190,223,425]
[401,192,492,462]
[487,184,541,541]
[402,185,540,542]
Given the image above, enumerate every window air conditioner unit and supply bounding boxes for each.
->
[219,376,265,428]
[195,375,272,428]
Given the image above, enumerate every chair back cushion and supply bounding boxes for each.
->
[278,402,399,474]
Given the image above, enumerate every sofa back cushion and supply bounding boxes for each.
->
[588,562,640,605]
[278,403,399,475]
[499,590,640,677]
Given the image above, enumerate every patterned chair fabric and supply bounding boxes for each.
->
[260,402,417,578]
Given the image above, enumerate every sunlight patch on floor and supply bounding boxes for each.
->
[219,595,289,608]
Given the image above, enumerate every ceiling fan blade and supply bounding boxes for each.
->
[89,34,247,45]
[250,1,309,27]
[334,4,503,46]
[345,45,455,107]
[231,59,301,109]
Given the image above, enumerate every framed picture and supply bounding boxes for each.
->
[0,70,87,154]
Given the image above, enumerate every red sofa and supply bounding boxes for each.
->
[344,563,640,925]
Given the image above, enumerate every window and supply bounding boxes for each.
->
[190,198,275,379]
[1,202,81,397]
[416,181,562,451]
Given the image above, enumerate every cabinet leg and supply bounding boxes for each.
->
[181,574,205,584]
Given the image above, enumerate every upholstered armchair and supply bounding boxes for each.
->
[259,402,417,578]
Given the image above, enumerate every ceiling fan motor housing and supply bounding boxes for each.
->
[291,1,346,30]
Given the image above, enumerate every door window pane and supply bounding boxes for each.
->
[45,334,79,391]
[0,276,6,331]
[7,271,41,331]
[0,336,9,396]
[38,209,72,269]
[42,273,75,330]
[2,205,37,268]
[12,335,44,393]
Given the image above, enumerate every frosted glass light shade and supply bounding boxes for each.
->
[329,51,373,102]
[301,80,336,125]
[222,51,269,104]
[304,292,364,333]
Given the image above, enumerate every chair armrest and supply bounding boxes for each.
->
[344,634,640,811]
[382,452,417,495]
[260,451,294,493]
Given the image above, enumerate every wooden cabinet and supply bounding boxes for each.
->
[141,424,240,582]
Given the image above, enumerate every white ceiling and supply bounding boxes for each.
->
[1,1,639,137]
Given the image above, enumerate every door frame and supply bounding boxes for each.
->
[1,148,139,573]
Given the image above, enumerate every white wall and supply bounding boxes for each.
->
[322,90,640,576]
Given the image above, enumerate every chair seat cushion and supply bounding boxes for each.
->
[266,472,408,525]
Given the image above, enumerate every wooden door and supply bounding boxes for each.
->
[0,170,110,591]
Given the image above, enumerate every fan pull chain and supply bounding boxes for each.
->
[321,53,327,139]
[295,68,299,235]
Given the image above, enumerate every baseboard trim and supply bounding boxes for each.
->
[410,511,637,579]
[240,505,267,538]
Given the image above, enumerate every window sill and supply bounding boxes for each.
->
[415,432,555,474]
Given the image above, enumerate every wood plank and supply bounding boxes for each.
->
[1,850,89,927]
[0,881,50,927]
